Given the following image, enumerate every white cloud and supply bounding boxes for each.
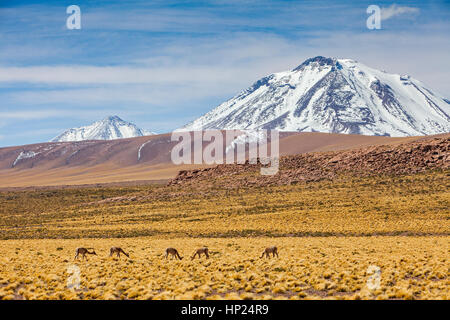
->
[3,27,449,106]
[0,110,63,120]
[0,109,132,120]
[7,128,63,138]
[0,64,269,88]
[0,35,310,109]
[0,35,301,86]
[381,4,420,21]
[7,85,231,107]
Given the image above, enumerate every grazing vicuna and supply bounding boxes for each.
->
[165,248,183,260]
[74,247,97,261]
[260,246,278,258]
[191,247,209,260]
[109,247,129,259]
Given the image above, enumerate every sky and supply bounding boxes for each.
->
[0,0,449,147]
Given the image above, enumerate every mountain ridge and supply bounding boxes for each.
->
[51,115,154,142]
[182,56,450,137]
[2,131,441,188]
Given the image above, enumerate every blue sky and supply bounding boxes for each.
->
[0,0,449,147]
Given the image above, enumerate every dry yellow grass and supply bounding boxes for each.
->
[0,171,448,239]
[0,237,447,300]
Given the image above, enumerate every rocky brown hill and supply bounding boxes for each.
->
[169,135,450,189]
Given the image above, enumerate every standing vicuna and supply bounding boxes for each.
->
[109,247,130,259]
[165,247,183,260]
[191,247,209,260]
[260,246,278,258]
[74,247,97,261]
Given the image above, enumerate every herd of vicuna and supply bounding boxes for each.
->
[74,246,279,261]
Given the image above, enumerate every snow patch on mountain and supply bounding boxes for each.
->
[12,151,40,167]
[137,140,153,161]
[51,116,155,142]
[181,56,450,137]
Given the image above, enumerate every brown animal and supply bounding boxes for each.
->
[74,247,97,261]
[260,246,278,258]
[109,247,129,259]
[191,247,209,260]
[165,247,183,260]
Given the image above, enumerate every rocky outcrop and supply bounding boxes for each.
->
[169,136,449,189]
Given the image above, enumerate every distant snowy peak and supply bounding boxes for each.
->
[51,116,155,142]
[182,56,450,137]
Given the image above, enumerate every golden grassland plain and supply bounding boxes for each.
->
[0,237,448,300]
[0,170,448,299]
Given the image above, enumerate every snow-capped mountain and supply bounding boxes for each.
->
[51,116,154,142]
[182,56,450,136]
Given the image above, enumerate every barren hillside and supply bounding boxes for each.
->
[0,132,444,187]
